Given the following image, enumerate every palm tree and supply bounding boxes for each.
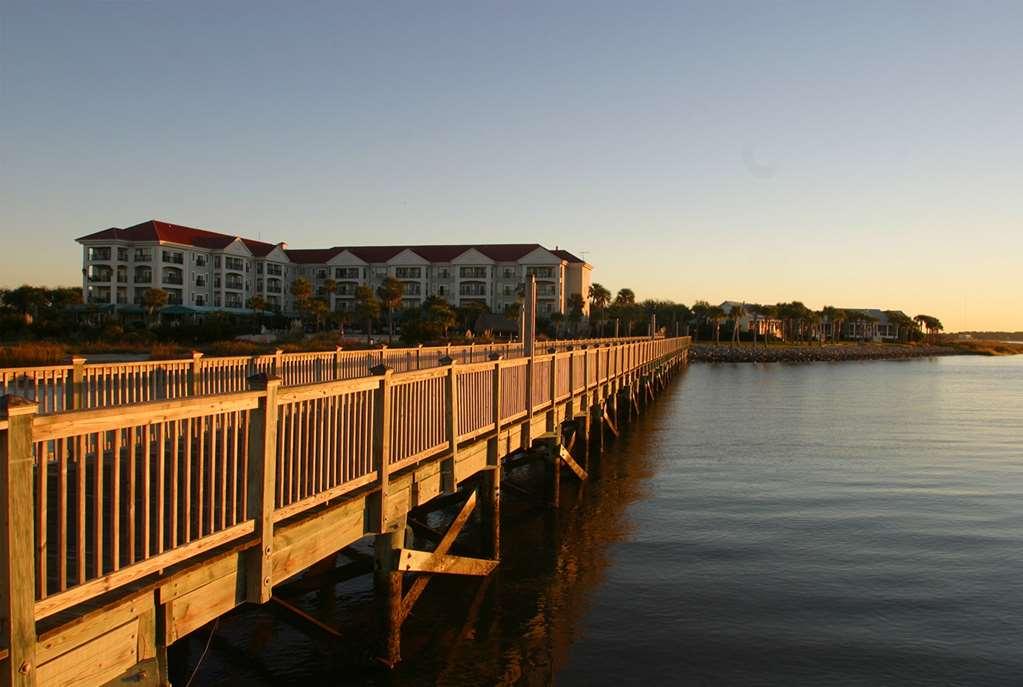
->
[550,312,564,338]
[291,277,312,317]
[708,305,726,345]
[354,285,380,343]
[614,288,636,306]
[588,283,611,336]
[567,294,586,335]
[914,314,944,343]
[729,303,745,346]
[376,277,404,344]
[142,288,168,325]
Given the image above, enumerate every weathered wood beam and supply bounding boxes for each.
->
[558,446,589,481]
[268,596,343,641]
[396,551,498,577]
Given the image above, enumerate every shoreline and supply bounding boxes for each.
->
[690,342,966,363]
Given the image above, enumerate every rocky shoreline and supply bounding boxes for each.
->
[689,342,963,363]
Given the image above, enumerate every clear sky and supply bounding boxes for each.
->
[2,1,1020,330]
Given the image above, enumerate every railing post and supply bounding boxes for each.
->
[1,395,38,686]
[245,374,280,604]
[482,354,503,559]
[189,351,203,397]
[334,346,343,380]
[274,348,283,377]
[547,348,558,432]
[370,365,394,534]
[440,357,458,494]
[416,344,423,371]
[68,356,86,410]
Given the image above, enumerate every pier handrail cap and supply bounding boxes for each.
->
[369,363,394,376]
[247,372,283,390]
[0,395,38,416]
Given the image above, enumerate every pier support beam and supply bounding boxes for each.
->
[374,514,406,667]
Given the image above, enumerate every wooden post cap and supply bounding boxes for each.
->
[247,373,282,390]
[370,363,393,376]
[71,355,87,364]
[0,395,36,416]
[191,350,204,359]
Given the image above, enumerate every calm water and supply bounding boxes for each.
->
[192,356,1023,686]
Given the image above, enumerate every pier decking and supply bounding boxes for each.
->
[0,335,689,686]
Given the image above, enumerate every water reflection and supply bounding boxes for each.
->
[188,372,683,686]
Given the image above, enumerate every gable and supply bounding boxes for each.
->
[517,247,562,264]
[451,248,495,265]
[328,249,368,266]
[387,248,430,266]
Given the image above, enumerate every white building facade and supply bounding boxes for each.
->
[77,221,591,317]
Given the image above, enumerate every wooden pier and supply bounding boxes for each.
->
[0,334,689,686]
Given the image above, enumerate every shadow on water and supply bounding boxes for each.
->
[183,372,688,686]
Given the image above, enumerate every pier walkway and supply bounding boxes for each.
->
[0,335,689,686]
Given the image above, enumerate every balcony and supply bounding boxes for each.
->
[395,268,421,279]
[134,250,152,262]
[87,268,113,283]
[162,268,184,286]
[225,279,244,291]
[162,251,184,265]
[133,269,153,284]
[88,248,112,261]
[459,283,487,297]
[459,267,488,279]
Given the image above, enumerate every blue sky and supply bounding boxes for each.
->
[2,1,1020,329]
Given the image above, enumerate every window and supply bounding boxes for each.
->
[503,268,515,279]
[438,285,446,296]
[503,285,513,295]
[162,267,183,285]
[460,266,487,279]
[195,274,207,288]
[166,289,183,305]
[194,254,207,267]
[395,267,421,279]
[526,266,554,279]
[117,247,129,261]
[538,285,556,297]
[336,282,357,296]
[226,274,244,290]
[438,268,450,278]
[225,256,245,271]
[162,250,184,264]
[402,282,421,296]
[193,294,207,306]
[316,269,327,280]
[334,267,360,279]
[134,248,153,262]
[116,265,128,283]
[214,256,222,268]
[86,286,111,303]
[266,278,282,294]
[214,275,222,289]
[266,263,283,276]
[87,265,112,282]
[257,263,264,274]
[88,247,112,261]
[116,287,127,304]
[133,266,152,284]
[459,282,486,296]
[225,292,243,308]
[214,293,222,307]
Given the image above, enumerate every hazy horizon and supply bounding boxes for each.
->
[2,2,1020,330]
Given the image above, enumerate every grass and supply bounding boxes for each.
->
[947,339,1023,356]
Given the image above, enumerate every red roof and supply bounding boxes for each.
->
[77,220,280,257]
[286,244,557,264]
[78,221,581,266]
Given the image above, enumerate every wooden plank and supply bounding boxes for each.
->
[165,573,242,643]
[0,397,37,686]
[559,446,589,481]
[31,393,262,442]
[35,618,139,687]
[35,591,151,666]
[271,496,367,585]
[35,520,254,621]
[158,552,239,604]
[396,550,497,576]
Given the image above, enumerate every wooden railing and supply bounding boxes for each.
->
[0,337,655,414]
[0,337,688,634]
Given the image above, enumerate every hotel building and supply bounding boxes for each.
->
[77,220,591,317]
